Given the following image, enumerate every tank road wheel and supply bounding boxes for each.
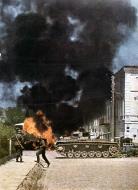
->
[102,151,110,158]
[81,151,88,158]
[88,151,95,158]
[96,151,102,158]
[67,151,74,158]
[109,146,119,156]
[74,151,81,158]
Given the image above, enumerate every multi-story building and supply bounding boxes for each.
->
[114,66,138,143]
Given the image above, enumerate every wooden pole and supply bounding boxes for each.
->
[9,138,12,157]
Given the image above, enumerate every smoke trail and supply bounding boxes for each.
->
[0,0,136,132]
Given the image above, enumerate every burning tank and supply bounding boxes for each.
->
[56,131,119,158]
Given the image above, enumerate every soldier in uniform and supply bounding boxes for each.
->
[14,130,24,162]
[35,138,50,167]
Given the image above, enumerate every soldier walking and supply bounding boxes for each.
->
[35,138,50,167]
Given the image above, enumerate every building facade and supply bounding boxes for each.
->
[114,66,138,143]
[85,100,111,140]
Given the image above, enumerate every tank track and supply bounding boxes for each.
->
[56,141,119,158]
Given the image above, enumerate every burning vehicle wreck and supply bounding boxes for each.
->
[14,111,56,150]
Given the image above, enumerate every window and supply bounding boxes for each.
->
[134,96,138,100]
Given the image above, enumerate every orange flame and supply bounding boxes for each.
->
[23,111,55,145]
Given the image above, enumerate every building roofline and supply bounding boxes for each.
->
[115,65,138,75]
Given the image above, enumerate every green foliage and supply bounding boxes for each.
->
[0,109,19,159]
[0,137,16,160]
[4,107,25,126]
[0,123,16,138]
[0,124,16,159]
[0,148,9,159]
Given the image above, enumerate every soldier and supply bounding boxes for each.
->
[35,138,50,167]
[14,130,24,162]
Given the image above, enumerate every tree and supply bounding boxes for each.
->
[4,107,25,126]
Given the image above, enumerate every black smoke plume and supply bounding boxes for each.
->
[0,0,136,133]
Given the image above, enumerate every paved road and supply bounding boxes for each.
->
[1,151,138,190]
[38,152,138,190]
[0,151,37,190]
